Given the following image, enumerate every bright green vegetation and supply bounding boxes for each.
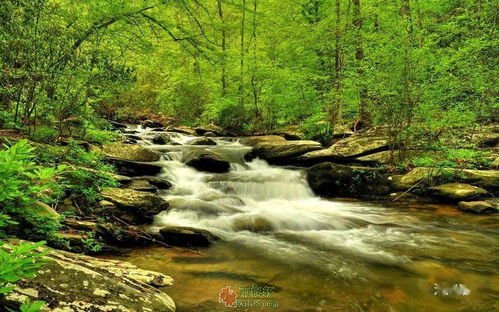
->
[0,0,496,142]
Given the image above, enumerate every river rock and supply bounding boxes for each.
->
[96,142,164,176]
[184,150,230,173]
[166,125,197,135]
[152,133,171,145]
[357,150,401,166]
[297,127,391,164]
[457,201,498,214]
[159,226,220,247]
[189,137,217,146]
[307,162,391,197]
[195,124,228,137]
[125,179,159,193]
[142,119,164,128]
[111,159,164,177]
[1,244,175,311]
[242,136,322,164]
[391,167,499,192]
[99,143,161,162]
[100,188,169,224]
[428,183,489,202]
[136,177,173,190]
[203,131,217,137]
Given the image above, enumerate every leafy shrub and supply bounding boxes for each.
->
[83,128,119,145]
[28,126,59,144]
[409,148,491,170]
[0,140,65,239]
[301,113,333,145]
[0,215,46,312]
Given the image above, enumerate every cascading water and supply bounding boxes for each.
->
[116,126,498,312]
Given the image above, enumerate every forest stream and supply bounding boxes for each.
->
[105,127,498,312]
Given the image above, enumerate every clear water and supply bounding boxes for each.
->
[108,128,499,311]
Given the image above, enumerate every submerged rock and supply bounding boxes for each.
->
[457,201,498,214]
[100,188,169,224]
[232,216,274,233]
[2,243,175,311]
[184,150,230,173]
[428,183,489,202]
[159,226,220,247]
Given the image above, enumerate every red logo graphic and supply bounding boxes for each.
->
[219,286,237,308]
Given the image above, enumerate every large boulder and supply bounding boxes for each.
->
[428,183,489,202]
[142,119,164,128]
[307,162,391,197]
[457,201,498,214]
[189,137,217,146]
[95,143,164,176]
[356,150,401,166]
[297,127,391,164]
[159,226,220,247]
[242,136,322,164]
[2,243,175,312]
[100,188,169,224]
[195,124,228,137]
[100,143,161,162]
[152,133,172,145]
[110,159,164,177]
[184,150,230,173]
[166,126,197,136]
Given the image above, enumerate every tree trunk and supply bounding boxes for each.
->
[238,0,246,107]
[330,0,343,129]
[352,0,369,124]
[217,0,227,96]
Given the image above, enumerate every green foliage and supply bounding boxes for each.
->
[19,300,46,312]
[301,113,332,144]
[0,240,47,312]
[83,128,120,145]
[410,148,492,170]
[81,232,103,254]
[0,140,65,239]
[28,126,59,144]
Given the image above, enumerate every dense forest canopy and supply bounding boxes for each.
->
[0,0,497,141]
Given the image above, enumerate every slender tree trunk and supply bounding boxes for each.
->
[251,0,260,128]
[353,0,369,124]
[238,0,246,107]
[330,0,343,129]
[217,0,227,96]
[414,0,424,47]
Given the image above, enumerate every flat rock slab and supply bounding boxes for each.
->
[297,127,391,163]
[429,183,489,202]
[241,136,321,164]
[100,188,169,224]
[2,244,175,312]
[458,201,498,214]
[99,143,162,162]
